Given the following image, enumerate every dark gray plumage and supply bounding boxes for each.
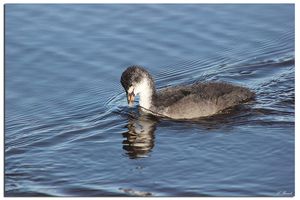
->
[121,66,255,119]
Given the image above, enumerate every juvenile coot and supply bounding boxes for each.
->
[120,65,255,119]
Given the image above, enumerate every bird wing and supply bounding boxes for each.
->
[156,82,254,109]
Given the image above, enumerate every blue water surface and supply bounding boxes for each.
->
[5,4,294,196]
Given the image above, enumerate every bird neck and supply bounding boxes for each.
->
[136,78,156,110]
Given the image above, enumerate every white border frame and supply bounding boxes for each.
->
[1,1,297,200]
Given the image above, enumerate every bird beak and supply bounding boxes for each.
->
[127,92,135,107]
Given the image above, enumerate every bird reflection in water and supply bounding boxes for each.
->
[122,113,158,159]
[121,105,252,159]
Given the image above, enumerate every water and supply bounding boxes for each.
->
[5,4,294,197]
